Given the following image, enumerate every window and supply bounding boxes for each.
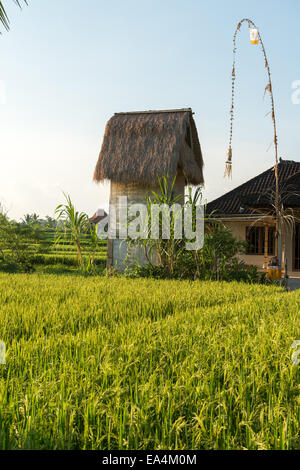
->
[246,226,275,255]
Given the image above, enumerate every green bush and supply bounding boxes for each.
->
[127,221,263,283]
[0,213,50,272]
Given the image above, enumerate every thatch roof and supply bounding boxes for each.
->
[94,108,203,186]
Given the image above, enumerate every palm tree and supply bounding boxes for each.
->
[21,213,40,225]
[0,1,27,31]
[45,216,57,229]
[31,213,40,223]
[21,214,33,225]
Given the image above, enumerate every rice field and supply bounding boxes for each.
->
[28,230,107,268]
[0,274,299,450]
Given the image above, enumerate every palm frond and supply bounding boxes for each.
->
[0,1,27,31]
[0,2,10,30]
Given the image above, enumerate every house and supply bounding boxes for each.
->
[93,108,204,270]
[89,209,108,225]
[206,158,300,278]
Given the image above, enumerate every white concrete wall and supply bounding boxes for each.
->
[225,221,266,270]
[225,220,300,278]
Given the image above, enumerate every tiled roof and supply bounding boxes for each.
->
[89,210,108,225]
[206,159,300,216]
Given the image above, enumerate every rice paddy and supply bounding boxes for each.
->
[0,274,299,450]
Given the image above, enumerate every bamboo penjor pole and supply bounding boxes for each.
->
[226,19,280,257]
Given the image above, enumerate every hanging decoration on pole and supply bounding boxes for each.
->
[250,28,259,44]
[225,18,280,259]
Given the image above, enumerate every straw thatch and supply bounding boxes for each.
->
[94,109,203,186]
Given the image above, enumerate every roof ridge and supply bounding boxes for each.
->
[208,165,275,204]
[211,160,300,202]
[207,159,300,215]
[115,108,193,116]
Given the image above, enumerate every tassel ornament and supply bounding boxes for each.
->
[224,148,232,178]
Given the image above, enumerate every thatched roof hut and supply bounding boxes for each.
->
[94,108,203,186]
[94,108,204,270]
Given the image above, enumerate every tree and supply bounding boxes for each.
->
[45,216,57,229]
[55,194,88,265]
[0,211,47,272]
[21,213,41,225]
[0,1,27,31]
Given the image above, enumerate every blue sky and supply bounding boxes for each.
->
[0,0,300,220]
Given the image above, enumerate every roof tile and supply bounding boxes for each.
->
[207,159,300,215]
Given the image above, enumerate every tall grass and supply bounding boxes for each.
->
[0,274,299,449]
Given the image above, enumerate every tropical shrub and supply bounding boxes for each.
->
[125,178,259,282]
[55,194,104,275]
[0,212,49,272]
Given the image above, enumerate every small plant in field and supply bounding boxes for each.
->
[105,266,120,277]
[186,185,204,278]
[55,194,103,275]
[55,194,88,266]
[147,175,185,277]
[88,221,100,267]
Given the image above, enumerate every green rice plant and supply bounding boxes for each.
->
[30,254,106,267]
[0,275,299,450]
